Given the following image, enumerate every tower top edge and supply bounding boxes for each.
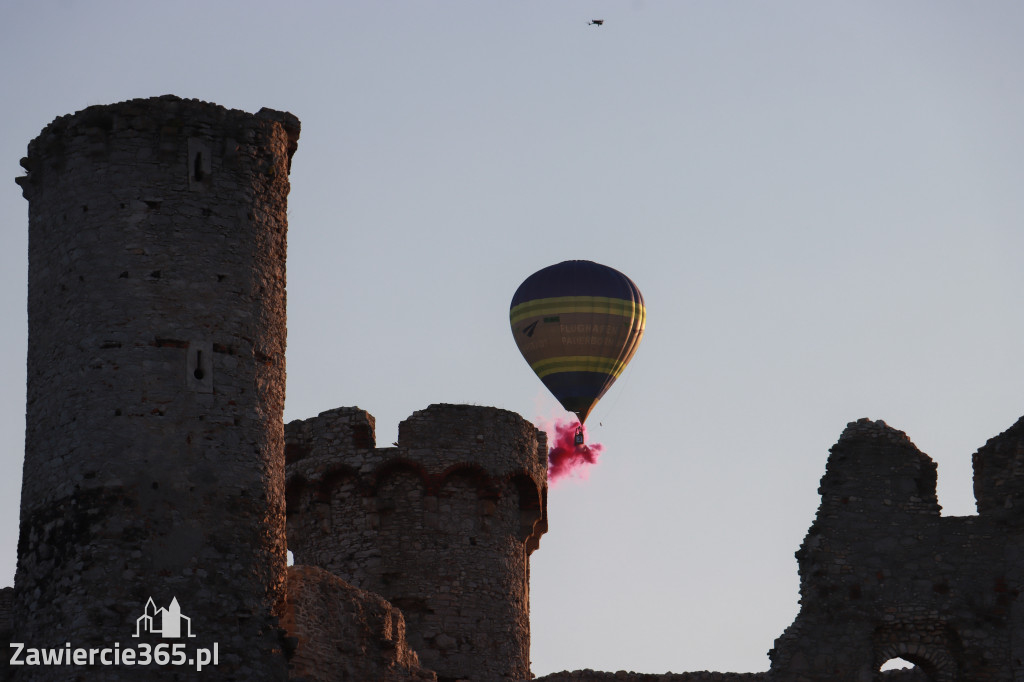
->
[27,95,300,147]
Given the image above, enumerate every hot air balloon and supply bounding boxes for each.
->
[510,260,645,443]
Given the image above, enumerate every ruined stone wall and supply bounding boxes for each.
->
[972,417,1024,682]
[286,404,548,682]
[538,416,1024,682]
[17,95,1024,682]
[281,565,436,681]
[13,96,299,680]
[768,417,1024,682]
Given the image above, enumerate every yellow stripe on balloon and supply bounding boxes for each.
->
[530,356,631,379]
[510,296,645,326]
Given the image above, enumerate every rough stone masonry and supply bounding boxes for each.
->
[12,96,299,680]
[5,95,1024,682]
[285,404,549,681]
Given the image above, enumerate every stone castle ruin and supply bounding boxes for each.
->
[2,96,1024,680]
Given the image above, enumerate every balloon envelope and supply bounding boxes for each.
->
[510,260,645,423]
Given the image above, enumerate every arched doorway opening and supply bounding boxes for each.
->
[876,645,957,682]
[879,656,930,680]
[874,615,960,682]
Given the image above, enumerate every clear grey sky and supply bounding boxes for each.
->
[2,1,1024,675]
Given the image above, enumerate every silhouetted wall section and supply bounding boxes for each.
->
[768,418,1022,682]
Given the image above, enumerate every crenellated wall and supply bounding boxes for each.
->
[285,404,548,682]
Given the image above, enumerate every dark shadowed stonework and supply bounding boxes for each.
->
[5,96,1024,681]
[768,417,1024,682]
[281,565,436,681]
[285,404,549,682]
[11,96,299,680]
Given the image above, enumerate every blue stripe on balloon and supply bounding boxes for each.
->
[510,260,643,309]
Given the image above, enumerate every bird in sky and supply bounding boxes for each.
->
[589,19,604,26]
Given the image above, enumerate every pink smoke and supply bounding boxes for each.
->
[546,420,603,483]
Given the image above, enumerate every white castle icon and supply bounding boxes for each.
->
[133,597,196,638]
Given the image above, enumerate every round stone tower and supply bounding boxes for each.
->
[285,404,549,682]
[14,96,299,679]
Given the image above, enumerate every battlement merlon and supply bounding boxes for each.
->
[973,414,1024,521]
[286,403,549,488]
[811,417,941,519]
